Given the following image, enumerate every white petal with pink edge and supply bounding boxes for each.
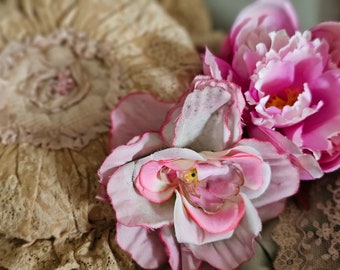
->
[107,162,174,228]
[116,223,167,269]
[110,92,173,148]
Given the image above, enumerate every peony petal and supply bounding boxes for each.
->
[174,191,239,245]
[107,162,174,228]
[203,47,233,80]
[188,194,262,270]
[238,139,300,208]
[299,70,340,153]
[110,92,174,148]
[116,223,167,269]
[311,22,340,67]
[230,0,298,49]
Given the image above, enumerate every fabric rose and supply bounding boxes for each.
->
[206,0,339,174]
[98,75,300,269]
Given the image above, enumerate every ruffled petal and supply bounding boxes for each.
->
[188,194,262,270]
[135,160,176,203]
[230,0,298,49]
[116,223,167,269]
[159,226,181,270]
[203,47,233,80]
[98,132,166,184]
[107,162,174,228]
[248,125,323,179]
[238,139,300,209]
[162,76,244,151]
[311,22,340,67]
[221,148,270,197]
[182,193,245,234]
[110,92,173,148]
[174,191,237,245]
[300,70,340,152]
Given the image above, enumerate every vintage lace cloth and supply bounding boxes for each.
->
[272,172,340,270]
[0,0,201,269]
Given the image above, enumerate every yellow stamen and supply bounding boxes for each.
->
[266,88,300,109]
[183,168,198,186]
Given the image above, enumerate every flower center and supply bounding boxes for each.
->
[183,168,199,186]
[266,88,300,109]
[52,69,75,95]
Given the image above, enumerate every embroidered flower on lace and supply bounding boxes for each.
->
[0,29,121,150]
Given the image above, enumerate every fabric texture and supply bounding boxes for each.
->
[0,0,201,269]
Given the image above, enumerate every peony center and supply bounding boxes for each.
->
[266,88,300,109]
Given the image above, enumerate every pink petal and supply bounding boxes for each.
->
[248,125,323,179]
[135,160,176,203]
[110,92,174,148]
[107,162,174,228]
[222,149,270,196]
[183,194,245,234]
[174,192,240,245]
[311,22,340,66]
[160,226,206,270]
[180,246,204,270]
[99,132,166,184]
[318,144,340,173]
[203,47,233,80]
[116,223,167,269]
[230,0,298,49]
[159,226,181,270]
[239,139,300,208]
[256,199,286,222]
[188,195,262,270]
[300,70,340,152]
[162,76,245,151]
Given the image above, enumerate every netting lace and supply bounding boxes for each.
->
[272,172,340,270]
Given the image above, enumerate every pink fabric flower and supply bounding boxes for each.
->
[99,75,300,269]
[209,0,340,173]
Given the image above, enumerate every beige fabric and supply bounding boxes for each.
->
[0,0,201,269]
[157,0,226,53]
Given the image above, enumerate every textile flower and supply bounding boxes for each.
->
[99,75,300,269]
[209,0,340,173]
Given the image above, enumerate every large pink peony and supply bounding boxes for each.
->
[98,75,301,269]
[211,0,340,173]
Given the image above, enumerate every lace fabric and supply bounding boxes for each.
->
[272,172,340,270]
